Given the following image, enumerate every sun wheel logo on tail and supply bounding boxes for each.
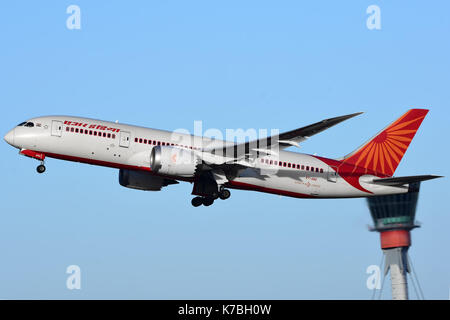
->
[150,146,199,177]
[342,109,428,176]
[314,109,430,194]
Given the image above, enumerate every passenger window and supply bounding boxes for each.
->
[112,134,116,139]
[108,133,111,138]
[89,130,93,135]
[135,138,138,142]
[139,138,142,143]
[94,131,97,136]
[310,167,314,172]
[306,166,309,171]
[320,168,324,173]
[66,127,69,132]
[71,128,74,132]
[144,139,147,144]
[75,128,79,133]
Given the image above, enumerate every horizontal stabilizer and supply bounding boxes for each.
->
[371,175,443,186]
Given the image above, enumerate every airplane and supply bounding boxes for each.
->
[3,109,441,207]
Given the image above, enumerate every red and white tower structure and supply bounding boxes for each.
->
[367,182,421,300]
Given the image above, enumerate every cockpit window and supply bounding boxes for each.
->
[17,122,27,126]
[24,122,34,127]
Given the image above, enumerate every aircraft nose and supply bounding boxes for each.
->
[4,129,15,146]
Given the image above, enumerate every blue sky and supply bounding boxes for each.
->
[0,1,449,299]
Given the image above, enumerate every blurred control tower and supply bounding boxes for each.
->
[366,182,421,300]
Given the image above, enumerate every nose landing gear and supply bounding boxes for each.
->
[18,150,46,174]
[36,161,46,174]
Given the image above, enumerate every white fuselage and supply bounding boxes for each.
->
[4,115,408,199]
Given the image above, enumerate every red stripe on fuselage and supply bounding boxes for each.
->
[20,149,46,160]
[45,152,151,172]
[41,151,195,183]
[226,181,316,199]
[312,155,388,194]
[26,150,375,197]
[33,151,317,198]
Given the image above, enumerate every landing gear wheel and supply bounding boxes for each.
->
[202,197,214,207]
[219,189,231,200]
[191,197,203,207]
[36,164,46,174]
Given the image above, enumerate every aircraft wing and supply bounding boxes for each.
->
[205,112,363,158]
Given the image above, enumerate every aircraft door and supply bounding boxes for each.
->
[119,131,130,148]
[51,120,63,137]
[327,166,338,183]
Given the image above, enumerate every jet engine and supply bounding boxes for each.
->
[119,169,178,191]
[150,145,199,177]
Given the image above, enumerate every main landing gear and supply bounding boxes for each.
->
[191,196,213,207]
[191,171,231,207]
[191,188,231,207]
[36,161,46,174]
[219,188,231,200]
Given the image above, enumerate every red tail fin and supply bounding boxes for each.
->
[342,109,428,176]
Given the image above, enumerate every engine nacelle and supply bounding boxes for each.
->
[119,169,171,191]
[150,145,198,177]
